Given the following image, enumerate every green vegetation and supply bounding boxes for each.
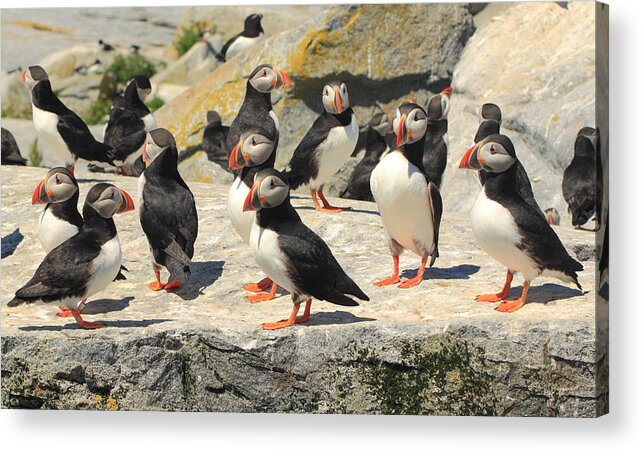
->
[106,54,157,85]
[174,21,217,57]
[146,96,165,112]
[1,103,32,120]
[85,97,111,125]
[28,139,42,167]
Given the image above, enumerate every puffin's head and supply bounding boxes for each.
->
[206,110,222,126]
[394,102,427,148]
[228,127,275,171]
[248,64,291,93]
[244,13,264,32]
[143,128,176,166]
[479,103,502,125]
[32,167,78,205]
[133,76,152,102]
[21,65,48,90]
[575,126,598,156]
[322,80,350,115]
[86,183,134,218]
[426,86,452,121]
[370,112,393,137]
[459,134,517,173]
[243,169,289,212]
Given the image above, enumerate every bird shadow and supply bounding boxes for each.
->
[81,296,134,315]
[173,260,224,301]
[401,264,481,281]
[1,228,24,259]
[293,205,381,216]
[507,283,585,305]
[18,318,170,332]
[301,311,376,327]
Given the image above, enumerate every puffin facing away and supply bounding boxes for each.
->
[459,134,582,312]
[341,113,393,202]
[104,76,156,176]
[370,102,443,288]
[562,127,598,229]
[8,183,134,329]
[21,66,116,171]
[1,128,27,165]
[202,110,230,170]
[216,13,265,62]
[139,129,198,292]
[422,87,452,188]
[285,80,359,212]
[244,169,369,329]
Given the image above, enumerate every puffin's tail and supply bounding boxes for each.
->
[7,297,23,307]
[82,140,117,166]
[561,255,584,291]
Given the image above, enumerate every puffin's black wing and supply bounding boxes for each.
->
[104,108,146,162]
[515,162,545,219]
[562,157,596,227]
[423,136,447,188]
[57,113,116,164]
[277,222,369,306]
[217,33,241,62]
[1,128,27,165]
[341,157,377,201]
[8,232,102,306]
[427,181,442,267]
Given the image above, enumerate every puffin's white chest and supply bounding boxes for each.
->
[249,223,296,294]
[228,176,255,245]
[269,110,280,133]
[370,151,434,256]
[309,115,359,190]
[32,105,73,164]
[85,236,122,298]
[142,113,156,132]
[137,172,147,211]
[225,34,264,60]
[470,188,539,280]
[38,206,80,252]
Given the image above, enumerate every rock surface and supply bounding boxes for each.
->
[1,166,606,416]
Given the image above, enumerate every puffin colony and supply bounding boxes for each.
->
[8,21,594,330]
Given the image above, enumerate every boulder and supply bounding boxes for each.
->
[177,150,234,185]
[0,71,32,119]
[152,36,223,87]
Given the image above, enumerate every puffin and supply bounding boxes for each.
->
[459,134,583,312]
[243,168,369,329]
[7,182,134,329]
[1,128,27,165]
[202,110,230,170]
[21,65,116,171]
[422,87,452,188]
[139,129,198,292]
[340,113,393,202]
[226,64,290,299]
[370,102,443,288]
[98,39,114,52]
[104,76,156,176]
[474,103,544,218]
[562,127,599,228]
[285,80,359,212]
[216,13,265,62]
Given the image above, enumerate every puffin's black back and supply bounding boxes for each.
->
[202,120,230,170]
[1,128,27,165]
[422,119,448,187]
[562,133,597,227]
[341,127,388,201]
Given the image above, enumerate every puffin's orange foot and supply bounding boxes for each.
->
[315,205,351,213]
[71,309,105,329]
[57,308,80,318]
[374,275,401,287]
[244,277,271,292]
[164,280,182,292]
[495,299,525,313]
[148,281,166,291]
[246,292,275,303]
[476,293,506,303]
[398,275,423,289]
[262,319,295,330]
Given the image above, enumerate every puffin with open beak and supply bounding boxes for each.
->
[422,86,452,189]
[8,183,134,329]
[243,169,369,330]
[459,134,583,312]
[370,102,443,288]
[285,80,359,212]
[139,128,198,292]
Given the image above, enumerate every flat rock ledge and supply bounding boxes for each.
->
[1,167,607,416]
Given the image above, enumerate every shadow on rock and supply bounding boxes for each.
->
[401,264,481,281]
[508,283,585,304]
[175,260,224,301]
[81,296,134,315]
[303,311,376,327]
[293,205,380,216]
[19,318,170,332]
[2,228,24,259]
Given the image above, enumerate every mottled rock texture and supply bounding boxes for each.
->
[1,166,606,416]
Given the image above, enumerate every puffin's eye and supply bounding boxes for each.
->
[262,69,267,77]
[269,179,276,189]
[489,146,497,155]
[55,176,61,185]
[252,137,257,146]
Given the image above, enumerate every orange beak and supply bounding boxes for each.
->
[272,69,292,90]
[440,86,453,96]
[31,178,50,204]
[335,88,343,114]
[459,143,482,170]
[243,185,257,212]
[20,69,27,85]
[228,142,244,171]
[395,115,407,148]
[116,189,135,213]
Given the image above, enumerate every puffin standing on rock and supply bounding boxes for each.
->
[340,112,393,202]
[285,80,359,212]
[562,127,599,229]
[459,134,583,312]
[370,102,443,288]
[21,65,116,171]
[244,169,369,329]
[227,64,290,300]
[139,129,198,292]
[202,110,230,170]
[8,183,134,329]
[216,13,265,63]
[422,87,452,188]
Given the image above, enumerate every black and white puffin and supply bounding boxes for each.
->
[1,128,27,165]
[98,39,114,52]
[7,182,134,329]
[21,65,116,171]
[370,102,443,288]
[562,127,598,229]
[285,80,359,212]
[104,76,156,176]
[216,13,265,63]
[340,112,393,202]
[474,103,544,218]
[202,110,230,170]
[422,86,452,188]
[459,134,583,312]
[139,129,198,291]
[243,168,369,329]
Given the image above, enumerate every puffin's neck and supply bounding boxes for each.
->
[243,22,263,37]
[574,139,596,159]
[256,197,300,229]
[146,147,187,185]
[474,121,500,144]
[240,149,277,186]
[245,83,272,111]
[82,204,117,238]
[31,80,68,113]
[123,84,149,113]
[329,108,354,126]
[427,119,448,136]
[50,191,82,221]
[483,163,519,198]
[401,137,426,170]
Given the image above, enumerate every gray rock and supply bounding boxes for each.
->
[1,166,606,416]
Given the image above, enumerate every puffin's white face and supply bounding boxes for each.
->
[89,185,135,218]
[371,114,393,136]
[32,168,77,205]
[393,105,427,147]
[248,65,291,93]
[137,87,151,103]
[243,171,289,211]
[459,135,516,174]
[322,82,350,115]
[143,129,176,166]
[21,65,48,91]
[228,129,275,171]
